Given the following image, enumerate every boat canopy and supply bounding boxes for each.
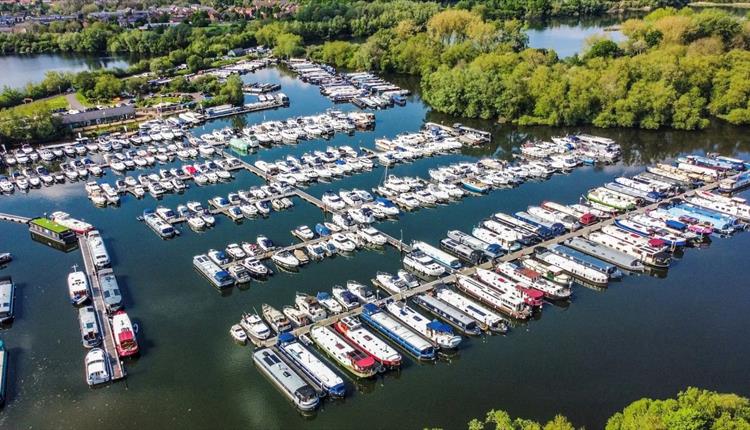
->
[426,320,453,333]
[278,332,295,344]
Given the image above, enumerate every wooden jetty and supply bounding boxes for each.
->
[78,236,126,382]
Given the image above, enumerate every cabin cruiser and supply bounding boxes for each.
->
[67,267,90,305]
[322,191,347,210]
[111,311,139,357]
[51,211,94,234]
[292,225,315,241]
[295,293,328,322]
[272,251,300,270]
[346,280,377,304]
[208,249,230,266]
[262,304,292,333]
[403,251,445,277]
[240,313,271,343]
[330,233,357,253]
[242,258,270,279]
[256,235,276,252]
[332,285,360,310]
[316,292,344,314]
[374,271,409,295]
[225,243,246,260]
[85,348,111,386]
[283,305,311,327]
[358,227,388,246]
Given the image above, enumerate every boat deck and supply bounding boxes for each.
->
[78,236,126,382]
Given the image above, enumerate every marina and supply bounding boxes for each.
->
[1,60,749,429]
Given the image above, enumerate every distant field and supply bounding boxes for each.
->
[690,1,750,7]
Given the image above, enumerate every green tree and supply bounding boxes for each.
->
[220,74,244,106]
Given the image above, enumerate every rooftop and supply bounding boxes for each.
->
[30,217,70,234]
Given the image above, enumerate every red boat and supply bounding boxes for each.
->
[111,311,139,357]
[474,268,542,308]
[334,316,402,368]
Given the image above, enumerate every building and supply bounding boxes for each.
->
[59,105,136,129]
[28,217,78,251]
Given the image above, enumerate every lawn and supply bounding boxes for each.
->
[3,95,69,116]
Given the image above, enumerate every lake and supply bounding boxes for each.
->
[0,54,133,90]
[0,64,749,429]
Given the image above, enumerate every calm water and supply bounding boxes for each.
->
[0,54,133,89]
[526,16,626,57]
[1,66,749,430]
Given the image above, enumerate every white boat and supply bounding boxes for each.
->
[333,316,402,368]
[67,266,90,305]
[332,285,360,310]
[277,335,346,397]
[330,233,356,253]
[374,271,409,295]
[226,243,246,260]
[292,225,315,240]
[230,324,248,344]
[85,348,111,386]
[385,300,462,349]
[309,326,378,379]
[455,274,531,319]
[315,292,344,314]
[347,280,377,304]
[50,211,93,234]
[262,304,292,333]
[271,251,299,270]
[434,285,508,333]
[403,251,445,277]
[494,262,572,300]
[294,293,327,322]
[240,313,271,344]
[187,215,206,231]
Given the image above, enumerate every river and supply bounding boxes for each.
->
[0,63,749,429]
[0,54,133,90]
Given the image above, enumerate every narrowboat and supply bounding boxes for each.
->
[334,316,402,368]
[253,348,319,412]
[0,277,14,323]
[309,325,379,378]
[360,304,436,360]
[412,293,482,336]
[277,333,345,398]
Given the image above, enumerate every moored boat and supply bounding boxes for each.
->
[309,325,379,378]
[334,316,402,368]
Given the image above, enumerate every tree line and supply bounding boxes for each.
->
[305,7,750,130]
[464,387,749,429]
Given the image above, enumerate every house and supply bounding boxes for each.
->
[59,105,136,129]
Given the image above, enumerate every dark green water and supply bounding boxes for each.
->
[1,67,749,430]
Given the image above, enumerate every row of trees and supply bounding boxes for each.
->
[464,387,750,429]
[307,7,750,129]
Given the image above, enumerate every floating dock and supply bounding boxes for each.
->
[78,236,126,382]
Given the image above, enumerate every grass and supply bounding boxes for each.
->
[135,96,182,108]
[30,217,70,234]
[2,95,69,116]
[689,1,750,6]
[74,92,95,108]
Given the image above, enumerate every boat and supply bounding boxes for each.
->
[330,233,356,253]
[193,254,235,289]
[294,293,327,322]
[563,237,646,272]
[67,266,90,305]
[229,324,247,344]
[373,271,409,295]
[226,243,246,260]
[316,292,344,314]
[111,311,139,357]
[718,171,750,193]
[283,306,311,328]
[534,247,609,286]
[240,313,271,344]
[455,275,531,319]
[293,249,310,265]
[347,281,377,304]
[292,225,315,241]
[0,253,10,266]
[0,277,13,324]
[50,211,93,234]
[433,285,508,333]
[412,241,462,270]
[310,325,379,378]
[243,257,271,279]
[588,230,671,268]
[78,305,102,348]
[332,285,360,310]
[262,304,293,333]
[334,316,402,368]
[86,230,111,268]
[586,187,638,211]
[256,235,276,252]
[494,262,572,300]
[277,333,346,398]
[412,293,483,336]
[272,251,300,270]
[385,300,462,349]
[360,304,437,360]
[98,271,122,312]
[85,348,111,386]
[402,251,446,277]
[474,268,543,309]
[518,257,573,286]
[252,348,320,411]
[546,244,623,279]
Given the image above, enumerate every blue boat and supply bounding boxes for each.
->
[547,244,623,279]
[514,211,566,236]
[680,155,737,172]
[360,304,436,361]
[667,203,740,233]
[614,219,689,247]
[315,223,332,236]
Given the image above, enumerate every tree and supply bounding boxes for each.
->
[220,75,244,106]
[186,54,204,73]
[149,57,173,75]
[91,74,123,101]
[273,33,304,58]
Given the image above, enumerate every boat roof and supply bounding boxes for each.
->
[30,217,70,234]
